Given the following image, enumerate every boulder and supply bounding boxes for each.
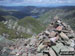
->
[49,48,56,56]
[60,32,69,40]
[60,46,74,51]
[49,31,57,38]
[56,26,63,31]
[52,43,64,54]
[37,43,47,52]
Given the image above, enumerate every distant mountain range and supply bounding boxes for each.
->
[0,6,52,19]
[0,6,75,19]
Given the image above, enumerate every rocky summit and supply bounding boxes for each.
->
[0,16,75,56]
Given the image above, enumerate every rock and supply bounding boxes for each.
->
[22,53,28,56]
[28,53,35,56]
[44,30,50,35]
[46,24,54,32]
[4,21,8,24]
[61,46,74,51]
[49,31,57,38]
[67,32,75,38]
[49,35,59,43]
[43,51,50,56]
[52,43,64,54]
[29,37,37,46]
[56,26,63,31]
[61,30,69,33]
[62,22,68,28]
[60,32,69,40]
[43,54,48,56]
[49,48,56,56]
[70,40,75,48]
[37,43,47,52]
[36,53,43,56]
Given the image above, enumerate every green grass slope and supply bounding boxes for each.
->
[18,16,45,34]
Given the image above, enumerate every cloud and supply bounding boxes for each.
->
[0,0,74,3]
[23,0,75,4]
[0,0,75,6]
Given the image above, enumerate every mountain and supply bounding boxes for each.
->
[0,6,51,19]
[38,6,75,30]
[0,6,75,39]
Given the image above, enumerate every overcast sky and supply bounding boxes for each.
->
[0,0,75,6]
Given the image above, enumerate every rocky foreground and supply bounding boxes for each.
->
[0,17,75,56]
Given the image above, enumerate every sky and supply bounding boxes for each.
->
[0,0,75,7]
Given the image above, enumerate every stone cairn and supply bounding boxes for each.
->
[1,16,75,56]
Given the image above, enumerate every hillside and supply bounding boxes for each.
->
[0,16,45,39]
[2,15,18,20]
[18,16,45,34]
[38,6,75,30]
